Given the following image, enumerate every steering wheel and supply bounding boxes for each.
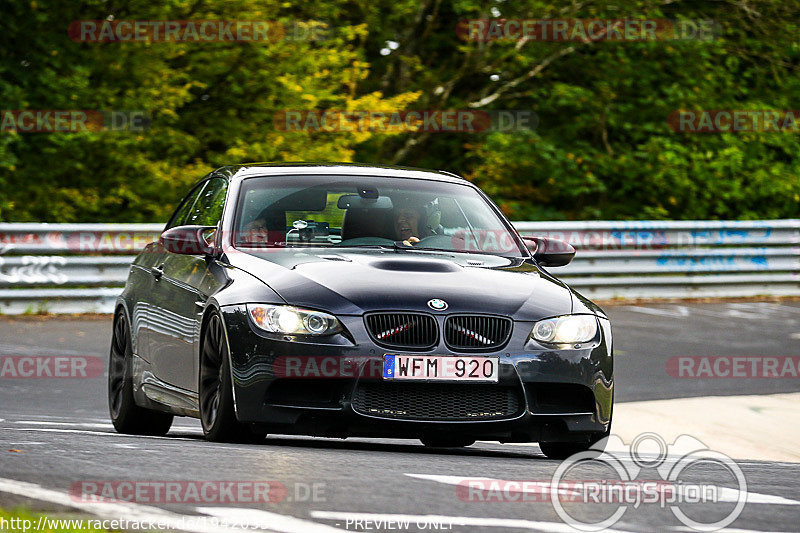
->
[413,234,454,248]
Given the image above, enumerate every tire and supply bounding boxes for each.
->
[199,312,266,443]
[108,310,173,436]
[420,436,476,448]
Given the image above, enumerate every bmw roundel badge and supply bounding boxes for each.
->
[427,298,448,311]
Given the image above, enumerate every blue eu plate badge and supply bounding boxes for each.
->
[383,354,395,379]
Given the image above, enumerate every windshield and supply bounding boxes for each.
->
[233,174,525,257]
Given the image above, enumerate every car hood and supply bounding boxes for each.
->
[228,248,574,320]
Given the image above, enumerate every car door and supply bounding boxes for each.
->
[138,181,207,366]
[147,177,228,391]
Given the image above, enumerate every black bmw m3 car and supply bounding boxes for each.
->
[108,163,613,459]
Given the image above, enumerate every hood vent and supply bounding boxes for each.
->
[369,259,460,273]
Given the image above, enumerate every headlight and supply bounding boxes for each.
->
[247,304,342,335]
[531,315,598,344]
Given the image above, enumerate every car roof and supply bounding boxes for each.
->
[214,163,467,184]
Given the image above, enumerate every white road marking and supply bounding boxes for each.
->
[1,415,109,423]
[671,528,794,533]
[199,507,346,533]
[478,442,712,462]
[2,427,260,451]
[406,474,800,506]
[5,427,197,441]
[724,309,771,319]
[729,303,800,316]
[790,332,800,339]
[726,303,783,316]
[310,510,632,533]
[10,420,202,432]
[0,343,97,357]
[0,477,278,533]
[773,305,800,315]
[477,441,785,466]
[624,306,690,318]
[13,421,115,429]
[691,308,742,319]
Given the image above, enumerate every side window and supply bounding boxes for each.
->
[166,183,205,230]
[185,178,228,227]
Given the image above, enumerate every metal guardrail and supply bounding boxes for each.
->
[515,220,800,300]
[0,223,162,314]
[0,220,797,314]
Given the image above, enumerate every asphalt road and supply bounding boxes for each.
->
[1,301,799,532]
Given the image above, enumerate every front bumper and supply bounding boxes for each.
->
[220,305,613,443]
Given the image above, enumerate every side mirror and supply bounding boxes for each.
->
[160,225,217,255]
[524,236,575,267]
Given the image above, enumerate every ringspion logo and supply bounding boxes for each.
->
[550,433,746,531]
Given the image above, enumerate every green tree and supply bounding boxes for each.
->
[1,0,799,222]
[0,0,418,221]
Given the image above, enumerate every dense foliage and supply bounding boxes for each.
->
[1,0,799,222]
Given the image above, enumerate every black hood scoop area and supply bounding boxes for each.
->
[367,258,461,273]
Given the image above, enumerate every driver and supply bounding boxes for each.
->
[239,208,286,245]
[391,197,442,243]
[393,206,420,242]
[242,216,269,243]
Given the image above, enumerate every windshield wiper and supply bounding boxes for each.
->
[394,244,523,258]
[336,242,513,257]
[389,242,458,253]
[235,242,287,248]
[335,244,394,249]
[335,242,439,252]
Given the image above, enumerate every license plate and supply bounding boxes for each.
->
[383,354,499,382]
